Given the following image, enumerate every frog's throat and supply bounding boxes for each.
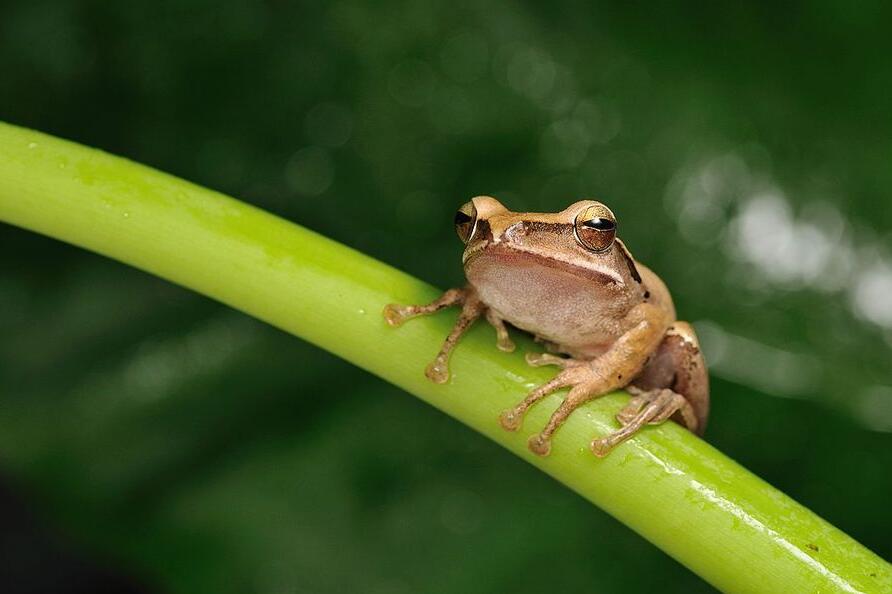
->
[464,243,625,286]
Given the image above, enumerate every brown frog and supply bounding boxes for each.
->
[383,197,709,457]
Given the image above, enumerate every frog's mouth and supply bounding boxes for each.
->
[464,242,624,287]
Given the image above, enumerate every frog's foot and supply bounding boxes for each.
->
[384,287,508,383]
[486,309,515,353]
[525,352,577,368]
[498,363,603,456]
[590,388,698,457]
[533,336,564,354]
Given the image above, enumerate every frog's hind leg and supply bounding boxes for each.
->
[629,321,710,433]
[590,389,695,457]
[590,321,710,457]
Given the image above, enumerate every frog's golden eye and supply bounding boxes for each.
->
[574,204,617,252]
[454,200,478,243]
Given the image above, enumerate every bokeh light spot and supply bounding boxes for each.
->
[285,147,335,196]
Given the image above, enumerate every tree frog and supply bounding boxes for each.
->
[383,197,709,457]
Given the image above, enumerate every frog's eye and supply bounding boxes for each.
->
[574,204,617,252]
[454,200,478,243]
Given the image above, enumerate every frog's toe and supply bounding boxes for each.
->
[383,287,469,329]
[499,409,522,431]
[496,335,516,352]
[590,436,614,458]
[484,309,516,353]
[497,375,569,434]
[616,395,649,425]
[528,433,552,456]
[525,352,570,368]
[424,359,450,384]
[382,303,408,326]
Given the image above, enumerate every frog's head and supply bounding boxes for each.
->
[456,196,641,289]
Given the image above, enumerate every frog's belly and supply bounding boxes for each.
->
[467,260,632,357]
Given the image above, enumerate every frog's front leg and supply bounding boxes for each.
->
[383,287,514,383]
[499,304,668,456]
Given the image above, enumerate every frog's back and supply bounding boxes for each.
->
[637,262,676,323]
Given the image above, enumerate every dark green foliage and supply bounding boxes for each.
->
[1,1,891,592]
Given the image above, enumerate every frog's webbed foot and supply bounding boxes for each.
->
[383,287,513,383]
[590,387,698,457]
[383,287,483,383]
[498,363,603,456]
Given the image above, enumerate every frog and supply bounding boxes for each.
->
[383,196,709,457]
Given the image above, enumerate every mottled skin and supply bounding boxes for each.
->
[384,196,709,457]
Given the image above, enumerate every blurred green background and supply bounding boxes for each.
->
[2,1,892,592]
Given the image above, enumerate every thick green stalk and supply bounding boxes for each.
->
[0,121,888,593]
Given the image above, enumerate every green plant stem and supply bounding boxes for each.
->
[0,121,888,593]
